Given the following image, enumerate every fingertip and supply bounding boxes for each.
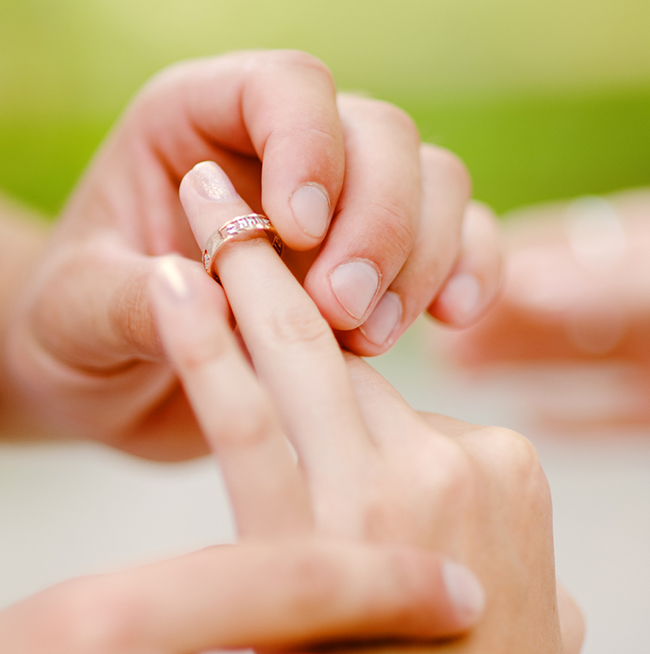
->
[430,202,503,327]
[178,161,243,249]
[289,183,332,239]
[358,291,403,348]
[328,259,382,325]
[383,547,485,639]
[152,255,196,303]
[432,272,485,327]
[330,290,405,358]
[441,559,486,629]
[557,582,586,654]
[150,254,231,363]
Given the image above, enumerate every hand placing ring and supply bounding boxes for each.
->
[203,213,284,283]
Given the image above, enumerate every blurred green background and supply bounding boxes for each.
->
[1,0,649,217]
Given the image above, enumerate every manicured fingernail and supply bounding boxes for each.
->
[442,560,485,625]
[154,256,195,303]
[192,161,239,202]
[290,183,331,238]
[329,260,381,320]
[438,273,482,325]
[360,291,402,346]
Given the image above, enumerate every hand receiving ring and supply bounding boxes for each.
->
[203,213,284,283]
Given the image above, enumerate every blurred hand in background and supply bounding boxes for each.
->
[443,189,650,428]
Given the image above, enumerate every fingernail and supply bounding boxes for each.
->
[438,273,482,326]
[442,560,485,625]
[290,183,331,238]
[192,161,239,202]
[329,260,381,320]
[154,256,195,303]
[360,291,402,346]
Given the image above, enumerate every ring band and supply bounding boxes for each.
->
[202,213,284,283]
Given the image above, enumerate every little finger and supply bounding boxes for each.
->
[429,201,503,327]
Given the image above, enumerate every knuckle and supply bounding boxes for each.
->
[362,99,420,141]
[466,199,497,224]
[421,144,472,200]
[176,327,231,372]
[385,104,420,144]
[283,548,345,617]
[213,391,276,449]
[266,120,341,170]
[133,58,197,108]
[489,426,541,474]
[338,95,420,146]
[360,442,474,541]
[366,198,417,260]
[476,426,551,510]
[49,577,145,652]
[426,441,475,505]
[264,49,334,82]
[463,200,502,256]
[266,300,333,351]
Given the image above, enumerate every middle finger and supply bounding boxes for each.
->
[303,94,422,333]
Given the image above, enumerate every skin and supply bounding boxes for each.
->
[157,163,583,653]
[0,161,583,653]
[0,199,488,652]
[0,49,582,652]
[443,188,650,427]
[0,539,486,653]
[2,50,501,461]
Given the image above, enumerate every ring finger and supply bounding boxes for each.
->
[179,162,376,528]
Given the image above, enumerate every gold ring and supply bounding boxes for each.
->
[202,213,284,283]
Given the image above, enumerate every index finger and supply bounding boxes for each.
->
[133,50,343,248]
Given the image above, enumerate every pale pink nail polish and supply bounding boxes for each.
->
[192,161,239,202]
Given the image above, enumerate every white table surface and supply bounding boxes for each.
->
[2,318,649,653]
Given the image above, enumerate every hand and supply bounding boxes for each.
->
[4,50,501,459]
[0,164,494,652]
[443,189,650,426]
[145,164,583,652]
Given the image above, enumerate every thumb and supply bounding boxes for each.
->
[22,240,229,370]
[0,541,485,653]
[6,241,228,449]
[557,582,585,654]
